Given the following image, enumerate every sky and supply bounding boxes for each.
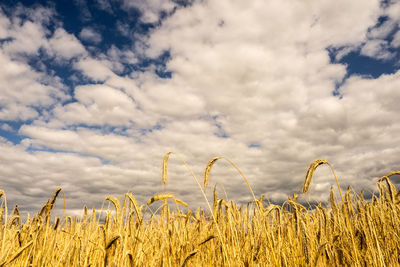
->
[1,0,400,216]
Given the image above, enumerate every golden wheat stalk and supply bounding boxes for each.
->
[105,196,121,212]
[379,171,400,179]
[162,152,173,185]
[50,187,62,207]
[125,193,142,222]
[0,240,33,265]
[147,194,174,205]
[174,198,188,207]
[330,186,337,210]
[105,197,121,224]
[378,171,400,203]
[198,235,215,246]
[204,157,222,189]
[203,156,257,204]
[181,249,199,267]
[53,217,60,230]
[302,159,329,193]
[105,235,120,250]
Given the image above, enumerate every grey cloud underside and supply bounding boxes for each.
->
[1,0,400,216]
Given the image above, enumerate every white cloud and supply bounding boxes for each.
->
[3,20,49,56]
[0,123,14,132]
[3,0,400,216]
[358,2,400,60]
[49,28,87,60]
[367,19,397,39]
[0,7,71,121]
[0,9,10,38]
[79,27,102,44]
[385,1,400,23]
[360,39,394,60]
[391,30,400,48]
[54,84,152,127]
[74,57,115,81]
[0,51,68,121]
[107,45,138,65]
[122,0,177,23]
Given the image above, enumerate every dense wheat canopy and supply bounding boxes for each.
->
[1,157,400,266]
[1,0,400,224]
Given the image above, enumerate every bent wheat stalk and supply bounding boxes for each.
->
[302,159,344,203]
[204,156,257,204]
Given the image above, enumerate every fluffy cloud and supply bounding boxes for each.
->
[391,30,400,48]
[49,28,87,60]
[53,84,152,127]
[0,51,67,120]
[3,19,49,56]
[122,0,177,23]
[0,7,82,122]
[0,123,13,132]
[1,0,400,216]
[79,27,102,44]
[0,9,10,38]
[73,57,115,81]
[356,1,400,60]
[360,39,394,59]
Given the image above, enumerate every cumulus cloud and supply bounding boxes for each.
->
[0,123,13,132]
[360,39,394,60]
[2,0,400,216]
[107,45,138,65]
[367,19,397,40]
[2,19,48,56]
[49,28,87,60]
[73,57,115,81]
[356,1,400,60]
[0,9,10,38]
[122,0,177,23]
[53,84,153,127]
[79,27,102,44]
[391,30,400,48]
[0,6,71,122]
[0,51,68,121]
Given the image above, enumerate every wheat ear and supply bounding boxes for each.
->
[302,159,328,193]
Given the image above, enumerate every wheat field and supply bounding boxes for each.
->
[0,153,400,266]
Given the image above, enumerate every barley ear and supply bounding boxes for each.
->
[302,159,329,193]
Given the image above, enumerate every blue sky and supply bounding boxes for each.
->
[1,0,400,215]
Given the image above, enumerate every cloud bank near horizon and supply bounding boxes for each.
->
[1,0,400,216]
